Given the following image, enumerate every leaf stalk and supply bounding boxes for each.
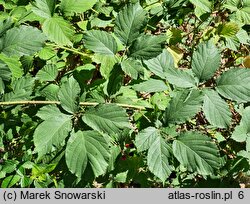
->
[0,100,148,110]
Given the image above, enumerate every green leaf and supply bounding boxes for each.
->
[1,175,20,188]
[166,28,183,45]
[167,46,184,67]
[42,16,75,46]
[151,92,170,110]
[40,84,59,101]
[32,0,56,19]
[135,127,160,152]
[36,105,61,120]
[0,78,4,95]
[36,64,58,81]
[236,29,250,45]
[1,160,18,174]
[223,0,240,11]
[236,7,250,25]
[20,56,34,74]
[31,164,57,183]
[114,171,128,183]
[82,104,130,135]
[189,0,211,13]
[219,22,240,38]
[0,59,11,81]
[225,35,240,51]
[244,0,250,7]
[38,46,56,60]
[218,22,242,51]
[83,30,118,55]
[34,113,72,158]
[58,77,81,114]
[0,17,13,37]
[114,3,147,46]
[191,41,221,82]
[93,54,118,79]
[224,0,250,24]
[165,89,203,124]
[20,177,32,188]
[128,35,165,60]
[107,145,121,172]
[203,89,232,128]
[147,137,173,182]
[104,65,123,97]
[144,49,174,79]
[216,68,250,103]
[0,54,23,78]
[60,0,98,16]
[231,106,250,142]
[33,163,56,176]
[0,25,46,57]
[66,130,110,178]
[121,58,144,79]
[133,79,168,93]
[4,76,34,101]
[173,131,221,175]
[165,68,197,88]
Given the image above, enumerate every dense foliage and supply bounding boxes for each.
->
[0,0,250,188]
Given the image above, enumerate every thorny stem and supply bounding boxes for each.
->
[91,8,99,14]
[189,15,214,68]
[0,101,150,110]
[143,0,162,9]
[189,16,199,68]
[45,43,91,57]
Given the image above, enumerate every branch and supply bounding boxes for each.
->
[45,43,91,57]
[0,101,148,110]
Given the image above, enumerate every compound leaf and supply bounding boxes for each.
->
[191,41,221,82]
[219,22,240,38]
[128,35,165,60]
[66,130,110,178]
[82,104,130,135]
[34,113,72,158]
[58,77,81,114]
[36,105,61,121]
[147,137,173,182]
[165,68,197,88]
[42,16,75,46]
[32,0,56,19]
[0,25,46,57]
[231,106,250,142]
[121,58,144,79]
[40,84,59,101]
[60,0,98,16]
[216,68,250,103]
[0,54,23,78]
[3,76,34,101]
[93,54,118,79]
[144,49,174,79]
[114,3,147,46]
[165,89,203,124]
[173,131,221,175]
[133,79,168,93]
[0,18,13,37]
[203,89,231,128]
[36,64,58,81]
[189,0,212,12]
[135,127,160,152]
[236,7,250,25]
[83,30,118,55]
[0,59,11,81]
[1,175,21,188]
